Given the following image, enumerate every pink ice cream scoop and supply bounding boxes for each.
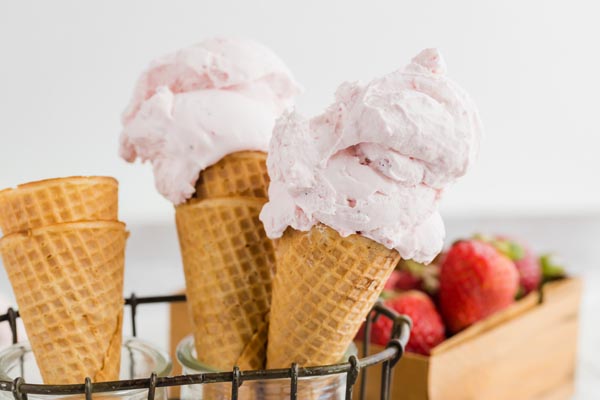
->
[260,49,482,263]
[119,37,302,204]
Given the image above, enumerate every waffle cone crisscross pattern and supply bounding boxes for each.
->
[267,224,400,368]
[236,320,269,370]
[176,151,274,372]
[0,176,118,236]
[0,221,127,384]
[194,152,270,200]
[176,197,274,371]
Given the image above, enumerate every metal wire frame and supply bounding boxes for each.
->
[0,294,412,400]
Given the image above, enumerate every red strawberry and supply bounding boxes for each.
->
[439,240,519,333]
[364,291,445,355]
[384,260,440,294]
[477,235,542,296]
[514,245,541,294]
[384,269,422,291]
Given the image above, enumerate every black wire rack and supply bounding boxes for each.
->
[0,294,412,400]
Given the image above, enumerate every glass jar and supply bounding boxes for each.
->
[0,338,172,399]
[177,335,355,400]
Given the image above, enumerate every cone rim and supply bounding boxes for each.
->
[177,196,267,209]
[0,176,118,198]
[281,223,401,252]
[215,151,266,163]
[0,220,127,246]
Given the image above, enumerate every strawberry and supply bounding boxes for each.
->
[514,245,541,294]
[384,269,421,291]
[383,260,440,294]
[481,235,542,295]
[363,291,445,355]
[439,240,519,333]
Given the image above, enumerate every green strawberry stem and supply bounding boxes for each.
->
[540,253,566,283]
[473,234,525,261]
[379,290,398,300]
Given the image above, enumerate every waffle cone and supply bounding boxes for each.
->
[0,221,127,384]
[236,320,268,370]
[175,197,274,371]
[0,176,118,235]
[193,152,269,200]
[266,224,400,369]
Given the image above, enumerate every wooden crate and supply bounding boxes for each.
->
[169,279,582,399]
[355,278,582,400]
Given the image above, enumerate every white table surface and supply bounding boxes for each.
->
[1,214,598,398]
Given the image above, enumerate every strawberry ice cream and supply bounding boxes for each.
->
[260,49,482,263]
[119,37,302,204]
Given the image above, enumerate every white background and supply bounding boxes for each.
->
[1,2,600,396]
[1,0,599,223]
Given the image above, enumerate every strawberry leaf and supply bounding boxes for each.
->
[540,253,566,282]
[473,234,525,261]
[379,290,398,300]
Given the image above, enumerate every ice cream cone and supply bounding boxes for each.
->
[266,224,400,368]
[0,176,118,235]
[175,196,274,371]
[235,320,268,370]
[120,38,299,379]
[194,152,269,200]
[0,220,127,384]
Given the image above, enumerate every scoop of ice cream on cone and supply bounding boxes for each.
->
[120,38,301,372]
[261,48,482,263]
[261,48,482,368]
[261,50,481,262]
[119,37,302,205]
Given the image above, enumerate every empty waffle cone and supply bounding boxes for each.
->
[267,224,400,369]
[0,221,128,384]
[0,176,118,235]
[176,197,274,371]
[193,152,269,200]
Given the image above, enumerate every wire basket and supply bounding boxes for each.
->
[0,294,412,400]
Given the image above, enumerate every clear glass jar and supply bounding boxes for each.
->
[0,338,172,399]
[177,335,355,400]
